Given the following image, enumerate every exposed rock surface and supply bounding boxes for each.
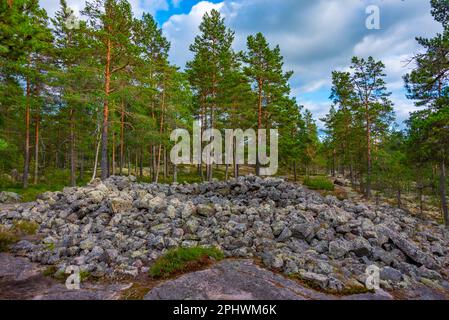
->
[1,175,448,297]
[0,253,128,300]
[144,259,392,300]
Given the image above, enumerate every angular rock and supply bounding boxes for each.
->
[291,223,315,242]
[351,237,372,257]
[329,239,350,259]
[378,226,439,270]
[380,267,403,283]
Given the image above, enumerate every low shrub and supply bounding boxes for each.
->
[149,247,224,279]
[303,176,335,191]
[0,226,18,252]
[13,220,39,235]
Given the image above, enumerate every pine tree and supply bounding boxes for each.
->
[52,0,96,186]
[350,56,394,198]
[186,9,235,181]
[83,0,135,180]
[242,32,293,175]
[4,0,53,188]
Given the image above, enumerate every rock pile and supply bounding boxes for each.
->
[1,176,448,293]
[0,191,21,204]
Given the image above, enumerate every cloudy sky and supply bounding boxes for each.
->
[41,0,442,128]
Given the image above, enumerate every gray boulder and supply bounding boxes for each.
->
[0,191,21,204]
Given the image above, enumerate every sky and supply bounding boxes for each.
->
[40,0,443,128]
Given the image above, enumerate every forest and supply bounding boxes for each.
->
[0,0,448,227]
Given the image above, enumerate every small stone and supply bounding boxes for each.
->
[380,267,403,283]
[166,205,176,219]
[328,239,350,259]
[351,237,372,257]
[80,239,95,251]
[197,204,216,217]
[277,228,292,242]
[271,221,286,237]
[291,223,315,242]
[109,196,133,214]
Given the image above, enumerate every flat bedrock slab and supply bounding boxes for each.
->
[144,259,392,301]
[0,253,128,300]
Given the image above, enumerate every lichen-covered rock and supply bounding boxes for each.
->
[329,239,350,259]
[0,191,21,204]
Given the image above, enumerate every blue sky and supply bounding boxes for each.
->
[41,0,443,128]
[154,0,222,24]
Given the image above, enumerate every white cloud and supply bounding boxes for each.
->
[40,0,444,127]
[134,0,169,16]
[163,1,224,68]
[40,0,84,18]
[40,0,170,19]
[161,0,442,127]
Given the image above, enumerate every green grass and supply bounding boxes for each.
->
[42,266,66,281]
[43,266,92,282]
[149,247,224,279]
[13,220,39,235]
[303,176,335,191]
[0,169,91,202]
[0,226,19,252]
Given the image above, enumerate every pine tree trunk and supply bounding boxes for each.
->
[101,36,112,180]
[119,100,124,175]
[127,148,131,177]
[112,132,116,176]
[135,152,138,176]
[149,146,154,180]
[70,107,76,187]
[91,130,101,182]
[256,79,263,176]
[152,145,156,182]
[23,72,31,188]
[163,148,167,182]
[155,85,166,183]
[350,159,355,187]
[33,113,39,185]
[439,160,448,226]
[140,147,143,179]
[79,151,84,181]
[366,110,372,199]
[293,160,297,182]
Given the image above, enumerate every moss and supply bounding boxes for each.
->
[303,176,335,191]
[79,270,92,282]
[0,226,18,252]
[149,246,224,279]
[289,274,374,296]
[121,282,154,300]
[42,266,67,282]
[44,242,55,251]
[13,220,39,235]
